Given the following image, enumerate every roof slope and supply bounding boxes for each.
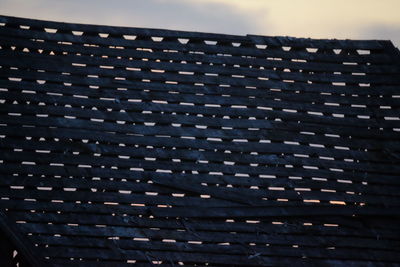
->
[0,15,400,266]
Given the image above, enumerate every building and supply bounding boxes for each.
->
[0,15,400,266]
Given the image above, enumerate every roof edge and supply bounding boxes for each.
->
[0,211,44,267]
[377,40,400,64]
[0,14,396,50]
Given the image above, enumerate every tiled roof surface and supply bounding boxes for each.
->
[0,15,400,266]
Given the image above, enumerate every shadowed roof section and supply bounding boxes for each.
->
[0,14,400,266]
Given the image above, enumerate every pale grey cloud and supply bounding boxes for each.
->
[1,0,399,47]
[356,24,400,48]
[0,0,260,35]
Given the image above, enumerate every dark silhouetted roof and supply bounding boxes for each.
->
[0,15,400,266]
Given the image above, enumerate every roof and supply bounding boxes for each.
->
[0,15,400,266]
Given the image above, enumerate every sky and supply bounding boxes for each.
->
[0,0,400,47]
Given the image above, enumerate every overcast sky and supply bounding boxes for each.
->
[1,0,399,47]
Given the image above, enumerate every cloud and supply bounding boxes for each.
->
[2,0,399,46]
[357,24,400,48]
[0,0,262,35]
